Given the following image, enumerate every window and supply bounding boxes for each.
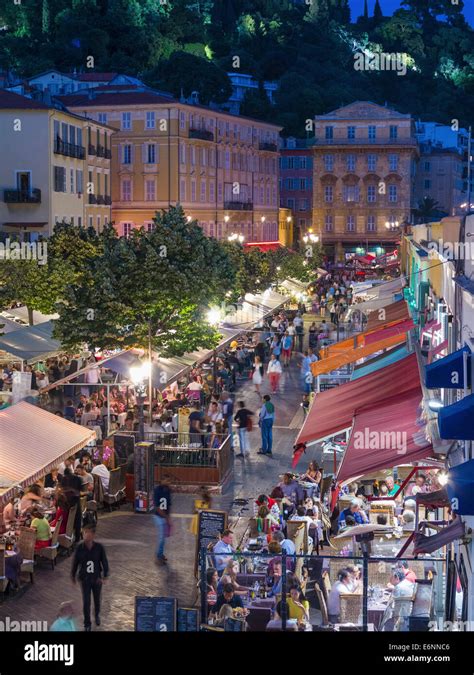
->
[180,179,186,200]
[299,199,308,211]
[367,154,377,171]
[70,217,74,226]
[70,169,74,193]
[346,215,356,232]
[145,143,157,164]
[77,128,83,147]
[300,157,307,169]
[209,222,215,237]
[218,182,223,202]
[104,174,108,197]
[145,222,154,232]
[180,143,186,164]
[200,180,206,202]
[324,155,334,171]
[368,125,376,140]
[201,147,207,166]
[300,178,307,190]
[287,157,295,169]
[121,112,131,130]
[347,126,356,140]
[78,217,82,227]
[367,185,376,203]
[53,120,60,142]
[388,185,398,202]
[346,155,356,172]
[191,180,196,202]
[88,216,93,228]
[53,166,66,192]
[145,179,156,201]
[389,154,399,171]
[325,126,333,140]
[98,113,107,125]
[424,161,431,172]
[299,219,306,228]
[190,146,196,166]
[209,181,215,202]
[123,222,132,237]
[324,214,333,232]
[123,144,132,164]
[225,150,230,169]
[389,125,398,140]
[343,185,359,203]
[180,111,186,129]
[324,185,333,203]
[76,169,83,194]
[121,179,132,201]
[367,215,376,232]
[145,111,155,129]
[69,125,76,145]
[97,216,101,230]
[287,198,295,209]
[424,179,431,189]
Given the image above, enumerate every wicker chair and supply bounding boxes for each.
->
[18,526,36,584]
[315,582,332,628]
[58,506,77,554]
[36,518,62,570]
[339,593,362,624]
[321,571,332,602]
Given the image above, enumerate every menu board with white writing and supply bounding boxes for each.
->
[177,607,199,632]
[135,596,177,632]
[194,509,228,574]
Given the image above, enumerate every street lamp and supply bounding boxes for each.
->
[228,232,244,243]
[186,215,192,223]
[129,359,152,441]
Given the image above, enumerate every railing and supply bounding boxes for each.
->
[88,144,97,155]
[189,128,214,142]
[224,200,253,211]
[96,145,106,157]
[96,194,105,205]
[104,148,112,159]
[314,138,418,147]
[3,188,41,204]
[104,195,112,205]
[54,138,85,159]
[88,194,97,204]
[259,142,278,152]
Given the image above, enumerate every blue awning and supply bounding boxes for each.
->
[425,345,471,389]
[351,344,409,380]
[438,393,474,440]
[447,459,474,516]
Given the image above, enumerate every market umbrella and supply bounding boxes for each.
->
[334,523,394,539]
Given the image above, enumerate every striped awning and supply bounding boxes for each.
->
[0,402,95,504]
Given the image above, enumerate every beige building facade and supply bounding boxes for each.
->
[312,101,418,260]
[0,90,112,240]
[65,90,281,241]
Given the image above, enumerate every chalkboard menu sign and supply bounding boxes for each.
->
[134,442,154,513]
[194,509,228,575]
[135,596,177,632]
[177,607,199,632]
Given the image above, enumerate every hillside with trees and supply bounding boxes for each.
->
[0,0,473,135]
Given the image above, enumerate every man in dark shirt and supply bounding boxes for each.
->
[211,584,244,615]
[153,480,172,565]
[234,401,254,457]
[61,468,83,542]
[71,524,109,631]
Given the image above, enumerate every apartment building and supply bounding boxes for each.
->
[279,137,313,239]
[312,101,418,260]
[62,87,281,241]
[0,90,112,240]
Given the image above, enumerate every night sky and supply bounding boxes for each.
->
[349,0,474,25]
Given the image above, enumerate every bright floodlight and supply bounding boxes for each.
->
[437,472,449,486]
[207,308,221,325]
[130,360,151,385]
[428,399,444,411]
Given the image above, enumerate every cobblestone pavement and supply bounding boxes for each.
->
[0,321,327,630]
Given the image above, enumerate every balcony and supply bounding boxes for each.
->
[96,145,106,158]
[104,148,112,159]
[4,188,41,204]
[189,128,214,142]
[224,201,253,211]
[88,194,97,204]
[54,138,86,159]
[104,195,112,205]
[259,142,278,152]
[314,137,418,147]
[96,194,105,205]
[88,144,97,156]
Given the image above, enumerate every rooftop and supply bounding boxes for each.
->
[0,89,51,110]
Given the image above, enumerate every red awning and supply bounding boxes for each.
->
[413,518,465,555]
[366,299,410,331]
[364,318,414,346]
[416,488,449,508]
[244,241,283,252]
[336,388,432,484]
[296,353,421,445]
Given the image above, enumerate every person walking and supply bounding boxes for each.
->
[267,354,283,393]
[153,478,172,565]
[300,351,313,394]
[293,313,304,353]
[252,355,264,397]
[221,392,234,449]
[258,394,275,456]
[281,331,293,367]
[234,401,254,457]
[71,524,109,631]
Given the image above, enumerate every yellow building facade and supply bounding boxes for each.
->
[66,92,281,241]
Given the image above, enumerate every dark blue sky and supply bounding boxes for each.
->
[349,0,474,25]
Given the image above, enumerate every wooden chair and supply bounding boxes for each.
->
[315,582,331,627]
[58,505,77,554]
[103,467,125,510]
[339,593,362,624]
[321,571,332,602]
[18,526,36,584]
[36,517,62,570]
[0,546,8,598]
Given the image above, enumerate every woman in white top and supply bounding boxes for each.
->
[267,354,282,393]
[252,356,264,396]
